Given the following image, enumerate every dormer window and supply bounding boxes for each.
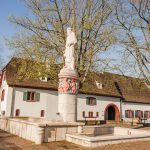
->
[40,76,53,82]
[42,77,45,80]
[95,80,103,89]
[40,77,47,82]
[145,82,150,89]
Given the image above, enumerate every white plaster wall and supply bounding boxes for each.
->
[0,84,8,112]
[5,87,13,116]
[12,89,121,121]
[46,91,59,120]
[0,80,13,116]
[3,84,150,122]
[13,88,59,120]
[13,87,46,118]
[77,94,120,121]
[122,102,150,121]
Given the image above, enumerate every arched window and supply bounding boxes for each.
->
[15,109,20,117]
[1,90,5,101]
[41,110,45,117]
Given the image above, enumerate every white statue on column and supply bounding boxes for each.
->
[64,27,77,70]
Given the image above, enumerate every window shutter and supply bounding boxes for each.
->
[144,111,147,118]
[86,97,90,105]
[125,110,128,118]
[141,111,143,118]
[132,110,134,118]
[23,92,27,101]
[95,98,97,105]
[135,110,138,118]
[35,92,40,102]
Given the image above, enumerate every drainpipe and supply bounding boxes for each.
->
[10,87,15,117]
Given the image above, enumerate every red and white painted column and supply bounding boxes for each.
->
[58,71,78,122]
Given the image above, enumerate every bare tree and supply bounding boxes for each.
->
[0,47,4,70]
[6,0,116,87]
[114,0,150,82]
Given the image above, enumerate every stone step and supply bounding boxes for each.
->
[83,126,114,136]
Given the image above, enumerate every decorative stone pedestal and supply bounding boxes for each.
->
[58,68,78,122]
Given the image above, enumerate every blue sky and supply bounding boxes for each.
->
[0,0,27,63]
[0,1,118,63]
[0,0,136,76]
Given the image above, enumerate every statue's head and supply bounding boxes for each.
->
[67,27,72,35]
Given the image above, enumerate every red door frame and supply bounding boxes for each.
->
[105,103,120,121]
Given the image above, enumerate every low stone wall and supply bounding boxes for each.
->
[66,133,150,148]
[0,117,45,144]
[44,125,78,142]
[0,117,84,144]
[83,126,114,136]
[66,127,150,148]
[114,127,150,136]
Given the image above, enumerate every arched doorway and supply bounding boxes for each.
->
[105,104,119,121]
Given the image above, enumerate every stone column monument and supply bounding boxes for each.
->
[58,27,78,122]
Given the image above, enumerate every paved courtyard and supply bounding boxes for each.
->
[1,128,150,150]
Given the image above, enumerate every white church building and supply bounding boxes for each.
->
[1,57,150,123]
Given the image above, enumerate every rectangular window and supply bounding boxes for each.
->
[23,91,40,102]
[125,110,134,118]
[27,92,35,101]
[15,109,20,117]
[96,112,99,117]
[1,90,5,101]
[83,111,85,118]
[86,97,97,106]
[135,110,143,118]
[41,110,44,117]
[89,111,93,117]
[144,111,150,118]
